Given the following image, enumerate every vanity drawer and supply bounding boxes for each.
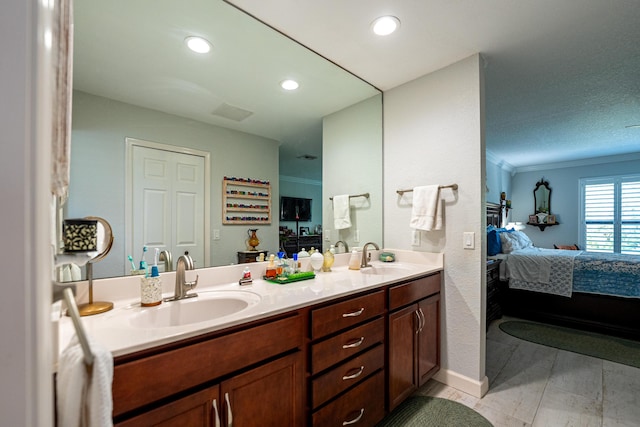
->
[311,317,384,374]
[311,290,385,339]
[312,370,385,427]
[311,344,384,409]
[389,273,441,311]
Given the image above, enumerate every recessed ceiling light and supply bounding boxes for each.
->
[185,36,211,54]
[371,16,400,36]
[280,79,299,91]
[625,124,640,129]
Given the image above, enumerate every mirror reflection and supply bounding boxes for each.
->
[67,0,382,279]
[532,178,552,225]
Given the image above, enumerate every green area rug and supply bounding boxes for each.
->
[376,396,493,427]
[499,320,640,369]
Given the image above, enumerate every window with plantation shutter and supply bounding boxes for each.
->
[580,175,640,254]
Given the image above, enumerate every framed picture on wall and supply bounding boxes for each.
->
[299,226,309,236]
[547,215,556,224]
[528,215,538,224]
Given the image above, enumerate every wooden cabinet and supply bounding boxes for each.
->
[309,290,386,426]
[486,260,502,329]
[387,273,441,410]
[112,314,303,426]
[281,234,322,256]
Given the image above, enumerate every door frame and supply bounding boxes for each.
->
[125,137,210,270]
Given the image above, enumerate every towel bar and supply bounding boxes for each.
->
[396,184,458,196]
[62,287,94,367]
[329,192,370,201]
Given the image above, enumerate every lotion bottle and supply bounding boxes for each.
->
[348,249,361,270]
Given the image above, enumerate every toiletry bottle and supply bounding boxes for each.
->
[141,249,162,306]
[242,266,251,279]
[276,252,285,277]
[292,253,299,273]
[265,254,277,278]
[348,249,361,270]
[322,247,334,272]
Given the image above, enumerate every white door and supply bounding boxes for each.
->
[131,144,206,271]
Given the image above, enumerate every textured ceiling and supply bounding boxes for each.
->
[228,0,640,170]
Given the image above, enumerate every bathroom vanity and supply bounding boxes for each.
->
[57,251,442,426]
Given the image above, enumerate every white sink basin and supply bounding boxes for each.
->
[128,290,261,328]
[360,264,412,276]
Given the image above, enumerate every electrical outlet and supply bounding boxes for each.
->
[411,229,421,246]
[463,231,475,249]
[354,230,360,243]
[324,229,331,241]
[212,229,220,240]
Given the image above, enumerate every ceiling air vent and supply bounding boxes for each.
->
[211,103,253,122]
[296,154,318,160]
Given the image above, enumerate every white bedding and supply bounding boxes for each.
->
[495,247,581,297]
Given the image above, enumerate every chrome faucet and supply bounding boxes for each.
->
[159,250,173,272]
[334,240,349,254]
[165,254,198,302]
[361,242,380,268]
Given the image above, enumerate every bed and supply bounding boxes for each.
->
[486,203,640,340]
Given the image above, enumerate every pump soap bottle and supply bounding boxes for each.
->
[348,249,361,270]
[141,248,163,306]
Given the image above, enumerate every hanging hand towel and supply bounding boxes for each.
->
[410,185,442,231]
[57,334,114,427]
[333,194,352,230]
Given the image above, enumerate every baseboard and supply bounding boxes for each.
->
[433,369,489,398]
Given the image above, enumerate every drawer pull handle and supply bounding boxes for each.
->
[414,310,421,334]
[342,308,365,318]
[418,308,426,333]
[342,337,365,349]
[225,392,233,427]
[342,365,365,380]
[342,408,365,425]
[212,399,220,427]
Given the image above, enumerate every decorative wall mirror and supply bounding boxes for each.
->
[528,178,558,231]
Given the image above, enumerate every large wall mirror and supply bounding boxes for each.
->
[66,0,382,279]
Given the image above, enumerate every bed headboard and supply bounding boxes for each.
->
[487,202,501,227]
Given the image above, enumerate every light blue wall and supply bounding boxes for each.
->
[486,155,512,205]
[278,176,322,235]
[510,157,640,248]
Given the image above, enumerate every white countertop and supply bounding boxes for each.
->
[56,249,443,361]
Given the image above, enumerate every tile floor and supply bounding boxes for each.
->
[417,317,640,427]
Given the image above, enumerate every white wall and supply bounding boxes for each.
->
[323,94,383,250]
[510,155,640,249]
[69,91,280,271]
[1,0,54,425]
[383,55,488,397]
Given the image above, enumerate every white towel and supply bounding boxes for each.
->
[410,185,442,231]
[57,334,114,427]
[333,195,352,230]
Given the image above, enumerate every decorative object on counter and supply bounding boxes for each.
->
[73,216,115,316]
[63,218,98,252]
[322,247,334,272]
[298,248,310,258]
[310,251,324,272]
[264,271,315,284]
[246,228,260,250]
[140,249,162,307]
[380,252,395,262]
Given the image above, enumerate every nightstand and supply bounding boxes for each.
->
[486,260,502,329]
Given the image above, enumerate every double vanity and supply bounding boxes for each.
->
[57,250,443,426]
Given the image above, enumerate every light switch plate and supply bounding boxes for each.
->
[354,230,360,242]
[411,229,421,246]
[463,231,475,249]
[324,229,330,241]
[212,229,220,240]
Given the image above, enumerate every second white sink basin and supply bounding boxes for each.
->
[129,290,262,328]
[360,264,413,276]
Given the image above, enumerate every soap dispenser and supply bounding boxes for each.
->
[141,248,163,306]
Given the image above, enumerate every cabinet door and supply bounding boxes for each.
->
[387,304,419,410]
[417,294,440,386]
[220,352,304,427]
[115,385,219,427]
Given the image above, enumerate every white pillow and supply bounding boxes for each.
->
[512,230,533,249]
[499,232,530,253]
